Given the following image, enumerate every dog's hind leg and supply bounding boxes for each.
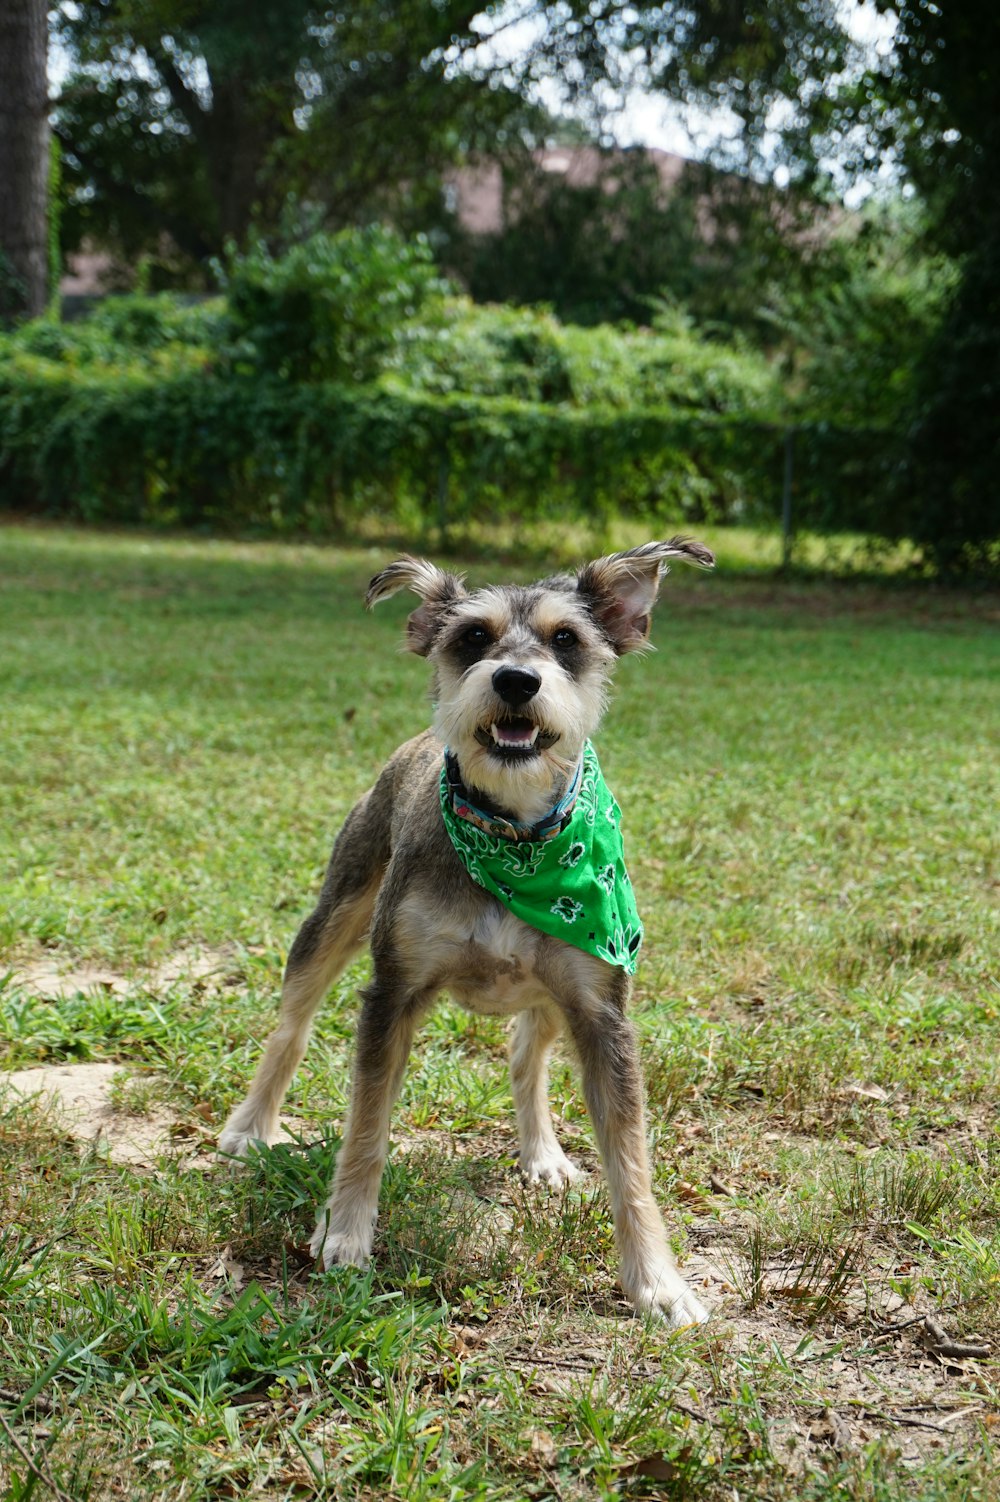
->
[310,976,432,1268]
[219,793,386,1159]
[510,1006,581,1187]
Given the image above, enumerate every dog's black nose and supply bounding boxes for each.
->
[492,666,541,706]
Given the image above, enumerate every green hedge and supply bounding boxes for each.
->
[0,354,791,530]
[0,229,891,540]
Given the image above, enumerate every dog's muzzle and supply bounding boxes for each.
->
[472,665,559,760]
[474,716,560,758]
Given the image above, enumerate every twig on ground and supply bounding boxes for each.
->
[923,1316,991,1361]
[870,1306,959,1339]
[0,1386,57,1415]
[0,1408,75,1502]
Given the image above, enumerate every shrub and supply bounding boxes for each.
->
[0,353,781,531]
[218,226,449,383]
[1,231,941,556]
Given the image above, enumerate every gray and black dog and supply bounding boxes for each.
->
[221,539,714,1327]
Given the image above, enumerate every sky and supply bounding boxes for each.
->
[467,1,900,202]
[608,2,898,165]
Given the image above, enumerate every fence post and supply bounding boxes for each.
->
[436,455,450,544]
[781,426,795,571]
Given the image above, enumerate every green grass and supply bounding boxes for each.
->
[1,521,998,1500]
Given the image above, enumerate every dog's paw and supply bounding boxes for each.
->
[519,1145,582,1189]
[310,1216,374,1271]
[624,1263,710,1329]
[217,1122,276,1166]
[657,1284,711,1330]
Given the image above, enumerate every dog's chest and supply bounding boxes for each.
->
[451,906,550,1014]
[396,893,549,1014]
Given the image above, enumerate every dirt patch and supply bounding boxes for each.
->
[10,960,130,1000]
[1,1062,183,1166]
[1,1060,307,1168]
[7,943,249,1002]
[149,944,250,990]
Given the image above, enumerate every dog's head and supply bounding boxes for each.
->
[366,539,714,816]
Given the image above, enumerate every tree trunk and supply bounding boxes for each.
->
[0,0,49,319]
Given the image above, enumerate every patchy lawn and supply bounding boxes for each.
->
[1,522,998,1500]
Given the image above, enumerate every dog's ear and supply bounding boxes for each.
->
[366,556,468,655]
[576,537,714,654]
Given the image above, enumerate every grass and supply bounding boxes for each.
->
[1,519,998,1500]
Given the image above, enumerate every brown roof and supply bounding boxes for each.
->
[448,146,692,236]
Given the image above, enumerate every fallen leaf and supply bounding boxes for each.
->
[620,1452,683,1482]
[526,1428,558,1467]
[208,1247,245,1289]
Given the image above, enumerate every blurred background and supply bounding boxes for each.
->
[1,1,996,576]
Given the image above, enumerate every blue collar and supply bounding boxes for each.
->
[443,752,583,844]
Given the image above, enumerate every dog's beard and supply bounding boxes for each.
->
[434,661,606,824]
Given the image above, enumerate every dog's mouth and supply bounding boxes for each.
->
[474,718,560,760]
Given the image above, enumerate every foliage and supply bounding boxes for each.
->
[52,0,537,277]
[444,151,709,328]
[0,234,795,531]
[444,151,819,338]
[757,205,964,537]
[861,5,1000,578]
[395,299,782,415]
[887,249,1000,576]
[4,212,994,565]
[219,226,450,384]
[0,354,784,534]
[768,212,958,433]
[0,234,961,555]
[635,0,1000,575]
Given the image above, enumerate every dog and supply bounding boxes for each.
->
[220,538,714,1327]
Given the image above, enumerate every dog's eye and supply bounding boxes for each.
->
[552,628,578,649]
[462,625,491,648]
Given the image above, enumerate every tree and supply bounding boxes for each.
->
[864,3,1000,571]
[0,0,50,318]
[52,0,537,278]
[442,145,822,333]
[629,0,999,570]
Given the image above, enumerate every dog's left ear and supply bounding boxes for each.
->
[366,556,468,655]
[576,537,714,654]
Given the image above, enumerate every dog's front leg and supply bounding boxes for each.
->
[546,966,708,1328]
[310,978,430,1269]
[577,1003,707,1326]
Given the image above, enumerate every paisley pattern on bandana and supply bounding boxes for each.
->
[439,742,643,974]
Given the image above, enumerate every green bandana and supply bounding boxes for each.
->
[439,742,643,973]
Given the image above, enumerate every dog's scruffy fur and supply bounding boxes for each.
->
[220,539,714,1327]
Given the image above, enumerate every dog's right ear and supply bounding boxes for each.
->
[365,556,468,655]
